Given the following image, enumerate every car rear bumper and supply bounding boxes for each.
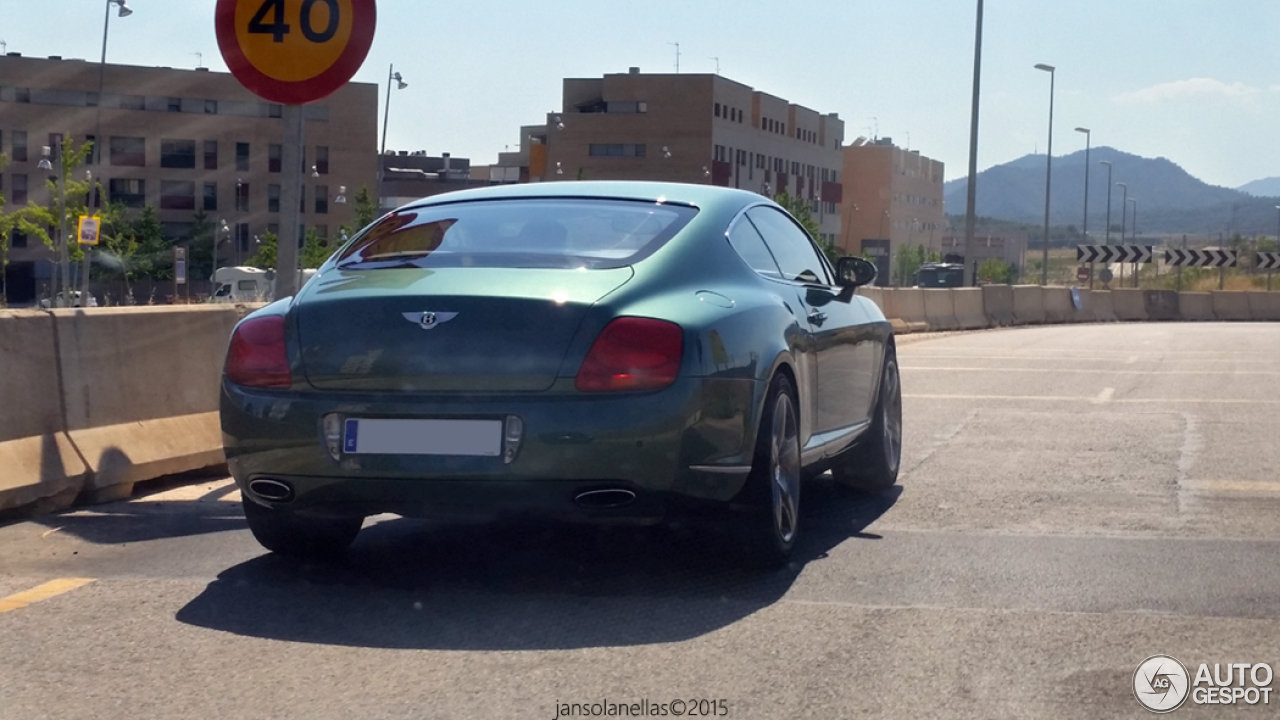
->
[221,376,760,520]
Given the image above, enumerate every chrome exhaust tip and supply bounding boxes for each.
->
[248,478,294,503]
[574,488,637,509]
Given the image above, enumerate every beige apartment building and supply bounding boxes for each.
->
[0,54,377,304]
[839,138,945,285]
[493,69,846,242]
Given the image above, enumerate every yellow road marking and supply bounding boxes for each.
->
[0,579,96,614]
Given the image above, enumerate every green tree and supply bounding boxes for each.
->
[17,137,96,258]
[130,206,170,281]
[189,208,216,283]
[245,231,278,270]
[301,228,334,268]
[95,202,141,300]
[977,257,1019,285]
[353,186,377,229]
[891,244,940,287]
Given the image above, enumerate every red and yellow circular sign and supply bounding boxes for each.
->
[216,0,376,105]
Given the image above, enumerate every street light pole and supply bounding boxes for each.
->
[1099,161,1113,245]
[1273,205,1279,291]
[377,64,408,213]
[962,0,984,287]
[1035,63,1055,285]
[1128,197,1138,287]
[88,0,133,302]
[1116,181,1127,286]
[1075,128,1091,287]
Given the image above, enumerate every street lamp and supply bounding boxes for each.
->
[1128,197,1138,287]
[1074,128,1090,242]
[1035,63,1055,285]
[1116,181,1128,285]
[1272,205,1279,291]
[377,65,408,211]
[38,146,71,306]
[1099,161,1113,245]
[961,0,985,287]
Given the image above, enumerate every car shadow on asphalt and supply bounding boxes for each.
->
[175,479,899,650]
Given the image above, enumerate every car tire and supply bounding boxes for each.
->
[241,498,363,559]
[832,345,902,493]
[734,373,802,569]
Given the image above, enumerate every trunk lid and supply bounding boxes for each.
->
[296,266,632,392]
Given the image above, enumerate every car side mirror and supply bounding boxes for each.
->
[835,257,877,288]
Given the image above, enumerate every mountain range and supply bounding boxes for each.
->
[943,148,1280,236]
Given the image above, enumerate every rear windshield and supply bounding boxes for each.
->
[336,198,698,270]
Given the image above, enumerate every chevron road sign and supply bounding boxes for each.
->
[1076,245,1154,263]
[1164,248,1238,267]
[1257,252,1280,271]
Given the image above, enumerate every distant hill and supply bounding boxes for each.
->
[1237,177,1280,198]
[944,148,1274,235]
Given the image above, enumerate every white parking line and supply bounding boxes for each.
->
[1093,388,1115,404]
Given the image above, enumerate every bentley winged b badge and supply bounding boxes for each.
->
[402,312,459,330]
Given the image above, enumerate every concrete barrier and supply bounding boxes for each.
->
[1247,292,1280,321]
[1142,290,1180,321]
[1091,291,1118,322]
[0,306,246,516]
[1178,292,1215,321]
[982,285,1015,326]
[891,288,929,333]
[856,287,886,317]
[922,289,959,331]
[1071,289,1096,323]
[0,311,88,514]
[1042,288,1074,323]
[1111,289,1148,321]
[952,288,989,330]
[52,306,240,503]
[1011,285,1046,325]
[1211,291,1252,321]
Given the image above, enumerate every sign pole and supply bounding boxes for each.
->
[277,104,304,300]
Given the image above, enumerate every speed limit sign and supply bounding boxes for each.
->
[215,0,376,104]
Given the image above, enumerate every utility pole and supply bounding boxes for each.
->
[962,0,984,287]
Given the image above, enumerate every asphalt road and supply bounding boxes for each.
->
[3,322,1279,719]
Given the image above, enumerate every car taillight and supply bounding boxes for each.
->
[226,316,291,389]
[575,317,683,393]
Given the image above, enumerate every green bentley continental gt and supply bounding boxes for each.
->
[221,181,901,567]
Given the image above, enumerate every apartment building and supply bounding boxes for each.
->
[491,69,845,242]
[378,151,487,212]
[0,54,377,304]
[839,138,945,285]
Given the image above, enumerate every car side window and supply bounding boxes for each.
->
[727,217,783,279]
[746,207,832,285]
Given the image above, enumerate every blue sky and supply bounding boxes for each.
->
[3,0,1279,189]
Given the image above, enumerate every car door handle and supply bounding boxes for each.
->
[807,310,827,325]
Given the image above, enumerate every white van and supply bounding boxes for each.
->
[211,267,319,303]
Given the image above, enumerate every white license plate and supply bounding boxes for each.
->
[342,418,502,457]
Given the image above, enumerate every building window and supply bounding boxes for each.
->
[121,95,145,110]
[110,137,146,167]
[588,143,646,157]
[12,131,27,162]
[160,180,196,210]
[268,184,281,213]
[715,103,721,117]
[315,185,328,214]
[315,224,328,240]
[48,133,64,157]
[203,182,217,211]
[315,146,329,174]
[638,101,648,113]
[109,178,146,208]
[269,144,282,173]
[235,181,250,212]
[85,134,98,165]
[11,229,27,248]
[236,223,250,253]
[167,97,182,112]
[299,186,306,214]
[203,140,218,170]
[268,104,283,118]
[11,174,27,205]
[160,139,196,169]
[16,88,31,103]
[204,99,218,114]
[86,92,99,107]
[236,142,250,172]
[606,101,646,113]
